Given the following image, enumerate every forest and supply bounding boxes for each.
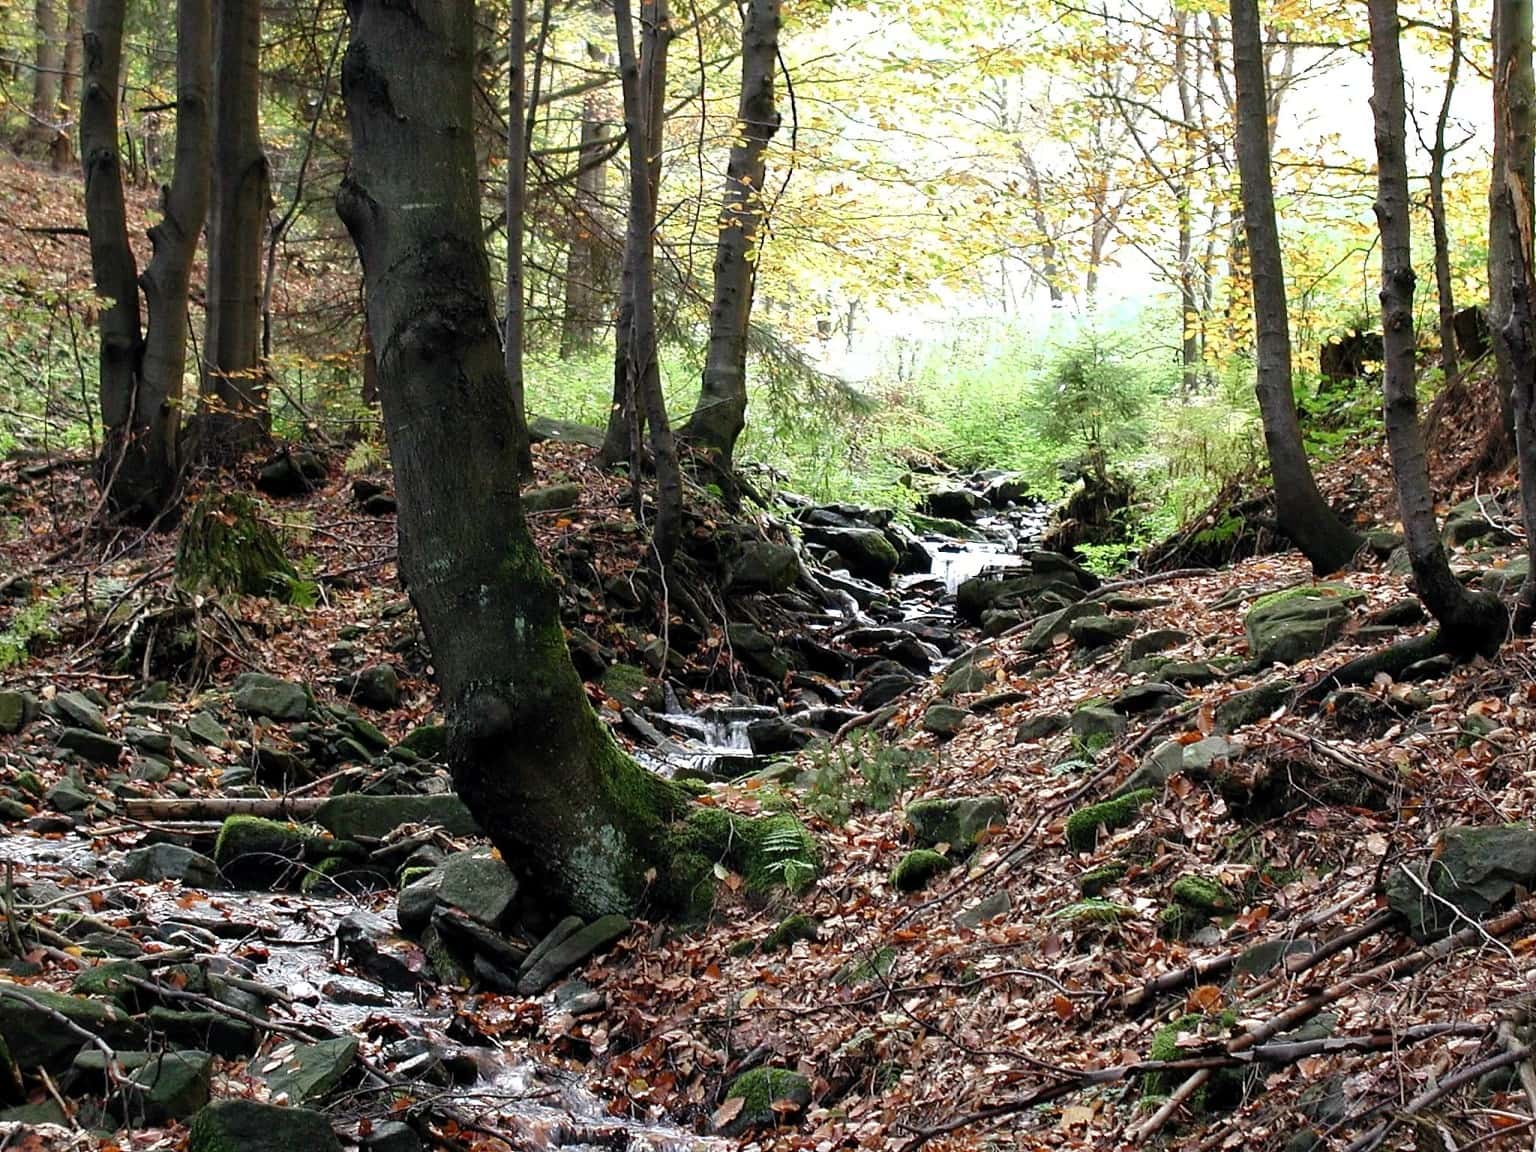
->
[2,0,1536,1149]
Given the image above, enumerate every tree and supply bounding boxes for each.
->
[200,0,270,459]
[1367,0,1505,658]
[80,0,210,522]
[684,0,781,477]
[1424,0,1462,388]
[504,0,535,479]
[559,39,615,359]
[17,0,63,158]
[336,0,808,920]
[1228,0,1362,574]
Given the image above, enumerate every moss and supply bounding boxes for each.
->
[70,960,149,1006]
[890,849,952,893]
[396,723,446,760]
[659,805,819,918]
[214,815,328,886]
[174,492,298,598]
[1157,903,1208,940]
[1078,863,1128,896]
[1171,875,1236,913]
[834,946,896,987]
[1144,1011,1242,1111]
[1064,788,1156,852]
[1249,582,1364,612]
[300,855,381,895]
[761,913,820,952]
[398,864,434,888]
[1048,898,1135,925]
[721,1067,812,1133]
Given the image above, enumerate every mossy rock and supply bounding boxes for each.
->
[214,815,330,887]
[761,913,820,952]
[188,1098,342,1152]
[1064,789,1156,852]
[70,960,150,1007]
[904,795,1007,851]
[1078,863,1128,897]
[1213,680,1295,733]
[396,722,446,760]
[891,849,952,893]
[1171,875,1237,914]
[600,663,663,711]
[717,1067,812,1135]
[1244,583,1364,667]
[175,493,298,598]
[1157,903,1210,941]
[0,983,146,1073]
[1048,898,1134,926]
[660,808,818,918]
[1144,1011,1243,1110]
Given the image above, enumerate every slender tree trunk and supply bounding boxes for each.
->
[1175,10,1200,395]
[1369,0,1505,658]
[1020,151,1062,305]
[49,0,82,170]
[1427,0,1461,387]
[200,0,270,459]
[559,40,611,358]
[684,0,780,476]
[1489,2,1525,463]
[504,0,535,478]
[19,0,63,156]
[1229,0,1362,574]
[81,0,210,522]
[337,0,803,921]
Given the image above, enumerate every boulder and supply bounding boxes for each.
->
[256,449,327,497]
[51,691,107,734]
[188,1099,342,1152]
[397,848,517,935]
[0,983,145,1073]
[1443,497,1515,547]
[231,673,309,721]
[314,793,479,840]
[800,525,900,584]
[122,1050,213,1122]
[57,727,125,764]
[341,664,401,710]
[1068,615,1137,650]
[729,541,800,593]
[1385,824,1536,941]
[214,816,327,886]
[921,703,972,737]
[905,795,1007,849]
[185,711,227,746]
[1125,628,1191,665]
[726,623,792,682]
[115,843,221,888]
[146,1006,257,1058]
[517,915,631,995]
[0,689,35,734]
[1020,602,1106,653]
[1070,703,1125,746]
[527,414,606,449]
[1244,584,1365,667]
[262,1036,358,1104]
[745,716,815,755]
[717,1068,812,1136]
[921,488,980,521]
[46,777,95,813]
[522,483,581,515]
[1114,739,1184,797]
[982,473,1031,506]
[890,849,952,893]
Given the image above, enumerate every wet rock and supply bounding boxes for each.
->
[1068,615,1137,650]
[729,541,800,593]
[746,716,815,755]
[115,843,221,888]
[1213,680,1295,733]
[921,703,972,737]
[800,525,900,584]
[263,1036,358,1104]
[0,689,35,734]
[858,673,914,710]
[521,483,581,515]
[1020,602,1106,653]
[214,815,328,886]
[727,623,792,682]
[336,911,428,992]
[1385,824,1536,941]
[517,914,631,995]
[553,979,607,1015]
[340,663,401,710]
[906,796,1006,849]
[314,793,479,840]
[50,690,108,734]
[360,1121,425,1152]
[922,488,980,521]
[884,523,931,574]
[983,474,1031,506]
[189,1098,342,1152]
[0,983,146,1073]
[397,848,517,935]
[147,1006,258,1058]
[121,1049,213,1122]
[717,1068,812,1136]
[231,673,309,721]
[1244,584,1365,667]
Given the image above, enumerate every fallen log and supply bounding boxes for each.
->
[122,796,328,821]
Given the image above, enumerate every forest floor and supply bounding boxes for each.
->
[2,419,1536,1152]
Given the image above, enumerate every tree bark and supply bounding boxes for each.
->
[1229,0,1362,574]
[337,0,800,921]
[504,0,535,479]
[1488,1,1525,466]
[49,0,82,170]
[683,0,780,477]
[1368,0,1505,658]
[200,0,271,459]
[18,0,63,156]
[559,40,612,359]
[1428,0,1461,387]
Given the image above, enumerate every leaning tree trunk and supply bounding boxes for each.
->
[200,0,270,459]
[504,0,535,479]
[1369,0,1505,658]
[683,0,780,479]
[1229,0,1362,574]
[18,0,62,156]
[337,0,804,921]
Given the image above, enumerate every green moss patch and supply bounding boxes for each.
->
[890,849,952,893]
[1064,789,1156,853]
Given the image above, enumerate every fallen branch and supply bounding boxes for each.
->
[122,796,327,821]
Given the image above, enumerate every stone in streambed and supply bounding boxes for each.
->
[188,1098,342,1152]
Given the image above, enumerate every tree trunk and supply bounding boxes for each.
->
[1368,0,1505,658]
[683,0,779,476]
[1229,0,1362,574]
[504,0,535,479]
[200,0,270,459]
[49,0,82,170]
[1175,10,1200,394]
[1428,0,1461,387]
[18,0,63,156]
[337,0,807,921]
[559,40,611,359]
[1488,1,1525,466]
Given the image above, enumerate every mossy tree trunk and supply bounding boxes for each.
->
[1368,0,1506,658]
[337,0,805,921]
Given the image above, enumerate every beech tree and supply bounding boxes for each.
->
[559,39,614,359]
[504,0,535,479]
[1228,0,1361,574]
[199,0,270,458]
[684,0,781,477]
[337,0,810,920]
[1368,0,1504,658]
[16,0,62,158]
[80,0,210,521]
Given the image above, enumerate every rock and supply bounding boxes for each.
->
[727,623,792,682]
[891,849,951,892]
[361,1121,425,1152]
[1171,875,1237,913]
[1112,682,1184,716]
[231,673,309,721]
[1214,680,1295,732]
[1064,789,1156,852]
[522,483,581,515]
[921,488,980,521]
[759,914,820,952]
[57,727,125,764]
[314,793,479,840]
[800,524,900,584]
[983,473,1031,506]
[397,723,446,760]
[528,414,606,449]
[0,689,35,734]
[1385,824,1536,941]
[214,816,326,886]
[1402,653,1457,681]
[147,1006,258,1058]
[955,890,1011,929]
[0,983,145,1073]
[729,541,800,593]
[746,716,816,755]
[263,1036,358,1104]
[1114,739,1184,797]
[256,449,327,496]
[341,664,401,710]
[884,523,931,574]
[1068,614,1137,649]
[1244,584,1365,666]
[1020,602,1106,653]
[517,915,631,995]
[905,796,1007,849]
[921,703,972,737]
[188,1099,342,1152]
[1443,497,1515,547]
[1125,628,1191,664]
[1182,736,1242,773]
[51,690,108,734]
[858,673,914,709]
[1015,712,1070,742]
[397,848,517,935]
[46,777,95,813]
[122,1049,213,1122]
[336,911,428,992]
[717,1068,812,1136]
[1481,555,1530,597]
[1070,703,1125,746]
[115,843,221,887]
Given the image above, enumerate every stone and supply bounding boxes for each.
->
[727,623,793,682]
[921,703,973,737]
[1015,712,1070,742]
[360,1121,425,1152]
[1111,682,1184,716]
[397,723,447,760]
[1443,497,1515,547]
[188,1099,342,1152]
[1068,614,1137,649]
[905,796,1007,849]
[341,664,401,710]
[1070,703,1125,746]
[922,488,980,521]
[1182,736,1242,773]
[955,890,1011,929]
[527,414,606,449]
[231,673,309,721]
[115,843,221,888]
[717,1068,812,1136]
[891,849,951,892]
[521,483,581,515]
[983,473,1031,506]
[51,690,107,734]
[1214,680,1295,733]
[1114,739,1184,797]
[125,726,174,755]
[730,541,800,593]
[263,1036,358,1104]
[256,449,327,496]
[0,982,145,1073]
[1020,602,1106,653]
[1385,824,1536,941]
[1125,628,1192,663]
[859,672,915,709]
[214,816,325,886]
[1402,653,1457,681]
[800,524,900,584]
[314,793,479,840]
[1481,555,1530,598]
[147,1006,257,1058]
[746,716,816,755]
[0,689,35,734]
[397,848,517,935]
[46,777,95,812]
[1244,584,1365,667]
[1064,789,1156,853]
[517,915,631,995]
[122,1049,213,1122]
[58,727,124,764]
